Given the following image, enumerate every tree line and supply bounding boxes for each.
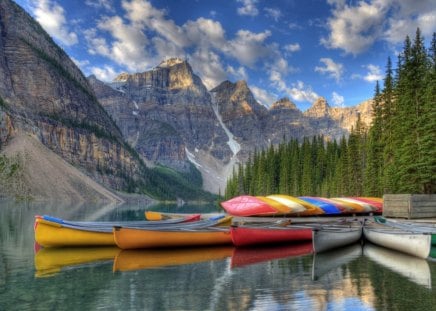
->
[224,29,435,199]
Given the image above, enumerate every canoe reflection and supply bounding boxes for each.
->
[34,246,121,277]
[363,243,432,289]
[312,243,362,280]
[113,246,234,272]
[231,242,313,268]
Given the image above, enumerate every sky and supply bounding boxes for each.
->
[14,0,436,110]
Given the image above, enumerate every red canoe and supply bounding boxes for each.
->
[220,195,278,216]
[230,224,313,247]
[350,197,383,213]
[231,242,313,268]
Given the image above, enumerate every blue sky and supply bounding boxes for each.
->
[15,0,436,110]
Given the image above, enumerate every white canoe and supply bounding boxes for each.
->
[363,243,431,289]
[363,224,431,259]
[312,222,363,253]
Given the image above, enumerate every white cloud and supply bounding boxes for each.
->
[323,0,436,54]
[251,86,277,107]
[71,57,90,68]
[284,43,301,53]
[315,58,344,82]
[85,0,113,11]
[190,49,228,90]
[237,0,259,17]
[225,30,272,67]
[364,64,383,82]
[227,65,248,82]
[32,0,78,46]
[264,7,282,21]
[270,69,318,103]
[321,0,387,54]
[90,65,118,81]
[331,91,345,107]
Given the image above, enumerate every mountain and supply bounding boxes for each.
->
[91,60,374,193]
[0,0,212,202]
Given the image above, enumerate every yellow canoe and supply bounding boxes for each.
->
[34,217,115,247]
[265,194,324,216]
[35,246,120,277]
[265,195,308,214]
[113,246,233,271]
[114,227,232,249]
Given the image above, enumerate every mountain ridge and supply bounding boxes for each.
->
[91,58,374,193]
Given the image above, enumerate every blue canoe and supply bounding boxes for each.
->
[298,197,342,215]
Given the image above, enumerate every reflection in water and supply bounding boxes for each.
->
[113,246,233,271]
[231,242,313,268]
[312,243,362,280]
[34,246,121,277]
[364,242,432,289]
[1,201,436,311]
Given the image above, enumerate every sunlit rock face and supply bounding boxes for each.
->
[91,58,233,173]
[0,0,145,191]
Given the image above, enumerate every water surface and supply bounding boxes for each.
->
[1,200,435,310]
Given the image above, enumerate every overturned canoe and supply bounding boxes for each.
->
[34,214,201,248]
[230,223,313,247]
[266,194,320,215]
[299,197,342,215]
[220,195,278,216]
[363,222,431,259]
[312,221,363,253]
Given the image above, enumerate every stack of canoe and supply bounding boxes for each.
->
[220,195,383,217]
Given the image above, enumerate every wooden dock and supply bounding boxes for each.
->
[383,194,436,219]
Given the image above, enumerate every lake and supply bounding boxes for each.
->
[1,200,435,311]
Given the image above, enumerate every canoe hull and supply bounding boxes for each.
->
[114,227,232,249]
[34,218,115,247]
[312,226,362,253]
[230,225,312,247]
[363,226,431,259]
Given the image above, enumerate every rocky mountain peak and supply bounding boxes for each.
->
[114,72,129,82]
[270,97,297,110]
[304,97,330,118]
[157,57,186,68]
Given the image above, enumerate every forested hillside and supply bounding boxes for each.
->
[225,29,436,199]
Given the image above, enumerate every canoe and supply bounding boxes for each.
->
[310,197,356,214]
[34,214,202,247]
[312,243,362,280]
[363,222,431,259]
[231,242,313,268]
[34,246,120,277]
[145,211,201,221]
[114,226,232,249]
[298,197,342,215]
[350,197,383,213]
[266,194,324,216]
[220,195,279,216]
[230,223,313,247]
[256,196,300,214]
[374,216,436,245]
[264,195,307,214]
[363,243,431,288]
[312,221,363,253]
[329,198,366,213]
[113,246,233,271]
[336,198,376,213]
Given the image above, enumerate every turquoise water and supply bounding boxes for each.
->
[0,200,435,311]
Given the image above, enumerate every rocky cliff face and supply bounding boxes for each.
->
[91,58,232,172]
[0,0,144,193]
[91,60,374,193]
